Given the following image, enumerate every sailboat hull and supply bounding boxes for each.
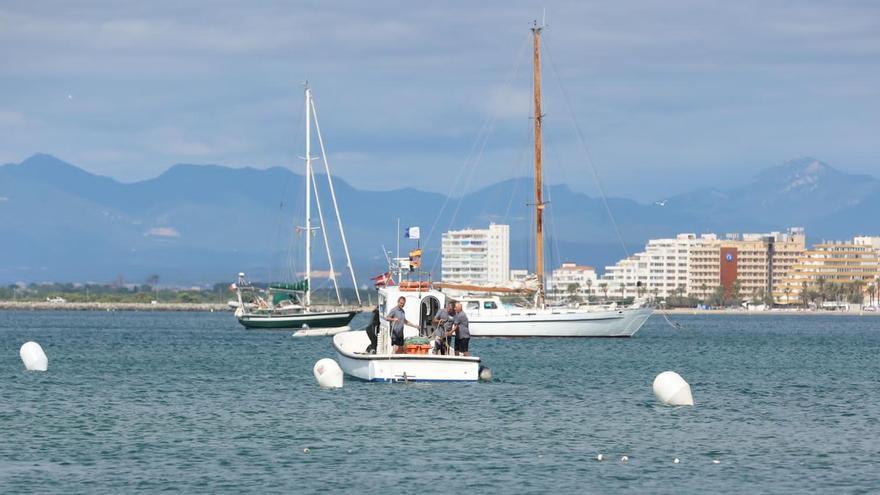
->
[468,307,653,337]
[237,310,359,330]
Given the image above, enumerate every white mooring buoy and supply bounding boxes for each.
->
[479,365,493,381]
[20,341,48,371]
[313,358,343,388]
[653,371,694,406]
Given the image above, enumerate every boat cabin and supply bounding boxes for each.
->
[377,284,449,338]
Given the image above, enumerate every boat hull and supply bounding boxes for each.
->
[237,310,359,330]
[332,331,480,382]
[468,307,653,337]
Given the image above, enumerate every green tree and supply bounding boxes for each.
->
[709,285,725,307]
[730,281,743,306]
[566,283,582,304]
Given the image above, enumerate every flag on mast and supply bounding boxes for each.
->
[405,226,420,240]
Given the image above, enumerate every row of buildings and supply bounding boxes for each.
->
[439,224,880,306]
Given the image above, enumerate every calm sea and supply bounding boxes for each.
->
[1,310,878,493]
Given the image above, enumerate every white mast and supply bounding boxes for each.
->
[304,85,312,307]
[308,152,342,304]
[310,94,362,305]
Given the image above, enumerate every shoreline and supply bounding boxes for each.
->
[0,301,371,313]
[0,301,230,312]
[660,308,880,317]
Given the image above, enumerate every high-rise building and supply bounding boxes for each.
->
[779,239,880,305]
[688,228,806,302]
[597,228,805,302]
[441,224,510,285]
[602,233,709,299]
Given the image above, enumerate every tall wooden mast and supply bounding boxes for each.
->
[532,22,545,307]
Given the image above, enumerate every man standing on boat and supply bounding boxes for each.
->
[386,296,419,353]
[449,302,471,356]
[432,300,456,355]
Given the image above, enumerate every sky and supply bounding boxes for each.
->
[1,0,879,201]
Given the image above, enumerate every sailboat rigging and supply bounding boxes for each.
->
[431,21,654,337]
[234,85,361,331]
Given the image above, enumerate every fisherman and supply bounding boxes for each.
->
[365,305,380,354]
[448,302,471,356]
[385,296,419,353]
[432,300,456,355]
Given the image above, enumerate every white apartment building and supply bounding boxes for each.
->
[598,228,806,302]
[441,224,510,285]
[854,236,880,251]
[601,233,713,299]
[546,263,598,302]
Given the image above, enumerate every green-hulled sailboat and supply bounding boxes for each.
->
[234,85,361,330]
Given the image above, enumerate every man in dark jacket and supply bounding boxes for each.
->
[365,306,380,353]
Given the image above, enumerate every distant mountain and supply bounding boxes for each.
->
[1,154,878,285]
[663,157,880,231]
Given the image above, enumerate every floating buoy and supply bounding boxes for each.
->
[479,365,493,381]
[20,342,48,371]
[596,454,604,461]
[712,459,720,464]
[673,458,680,464]
[653,371,694,406]
[620,455,629,462]
[313,358,343,388]
[303,447,310,454]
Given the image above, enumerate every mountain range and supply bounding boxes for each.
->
[1,154,878,286]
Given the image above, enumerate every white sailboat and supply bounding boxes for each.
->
[433,22,653,337]
[235,85,362,331]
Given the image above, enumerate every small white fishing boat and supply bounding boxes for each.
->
[332,285,481,382]
[332,331,480,382]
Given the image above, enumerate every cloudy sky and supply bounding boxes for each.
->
[1,0,878,201]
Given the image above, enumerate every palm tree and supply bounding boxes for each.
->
[867,283,877,307]
[783,287,792,306]
[851,279,865,304]
[566,283,581,305]
[816,277,827,304]
[699,283,708,304]
[731,280,743,306]
[585,278,593,299]
[800,281,810,308]
[599,282,608,301]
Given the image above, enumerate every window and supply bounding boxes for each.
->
[483,301,498,310]
[467,301,480,310]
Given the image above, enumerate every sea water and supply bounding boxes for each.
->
[1,311,878,493]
